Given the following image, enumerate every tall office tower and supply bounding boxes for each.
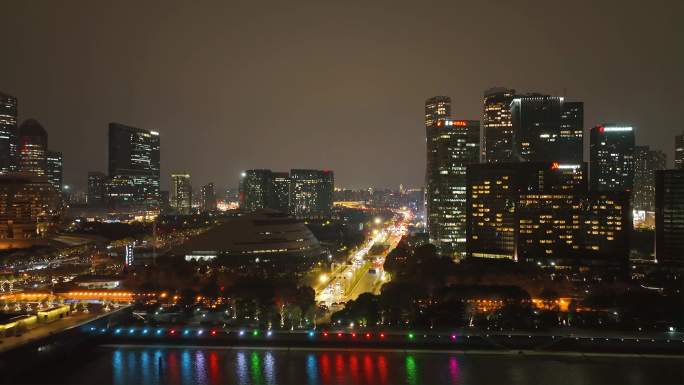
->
[511,94,584,163]
[289,169,334,220]
[675,131,684,169]
[483,87,516,163]
[655,169,684,265]
[426,119,480,260]
[46,151,63,191]
[0,92,17,174]
[589,124,635,192]
[239,169,273,212]
[170,173,192,214]
[633,146,666,212]
[200,182,217,212]
[17,119,48,176]
[87,171,107,206]
[108,123,160,205]
[424,96,451,128]
[270,172,290,213]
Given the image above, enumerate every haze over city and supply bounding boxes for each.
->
[1,0,682,190]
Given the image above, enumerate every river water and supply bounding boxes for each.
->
[27,346,684,385]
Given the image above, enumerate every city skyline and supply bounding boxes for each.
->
[0,1,681,191]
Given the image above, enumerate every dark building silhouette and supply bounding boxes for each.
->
[200,182,217,212]
[426,118,480,260]
[511,94,583,164]
[87,171,107,206]
[170,173,192,214]
[17,119,48,176]
[482,87,516,163]
[589,124,635,193]
[107,122,160,206]
[655,169,684,265]
[675,131,684,170]
[633,146,666,213]
[0,92,17,174]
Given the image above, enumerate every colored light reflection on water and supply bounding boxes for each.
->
[405,355,417,385]
[100,347,678,385]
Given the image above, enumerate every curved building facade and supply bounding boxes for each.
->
[174,209,324,276]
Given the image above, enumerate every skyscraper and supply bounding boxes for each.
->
[482,87,516,163]
[289,169,334,220]
[17,119,48,176]
[239,169,273,212]
[46,151,63,192]
[655,169,684,265]
[425,96,451,128]
[87,171,107,206]
[200,182,217,212]
[675,131,684,170]
[511,94,583,163]
[170,173,192,214]
[108,122,160,205]
[589,124,635,192]
[633,146,666,213]
[426,118,480,260]
[270,172,290,213]
[0,92,17,174]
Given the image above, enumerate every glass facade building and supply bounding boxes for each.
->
[589,124,635,193]
[108,122,160,206]
[0,92,17,174]
[426,119,480,260]
[170,173,192,214]
[289,169,333,220]
[87,171,107,206]
[511,94,583,164]
[655,169,684,265]
[424,96,451,128]
[482,87,516,163]
[46,150,63,192]
[17,119,48,176]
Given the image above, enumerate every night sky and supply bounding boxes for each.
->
[1,1,682,192]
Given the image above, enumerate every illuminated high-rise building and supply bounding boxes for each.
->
[170,173,192,214]
[46,151,63,192]
[655,169,684,265]
[632,146,666,213]
[511,94,583,163]
[0,174,61,241]
[289,169,333,220]
[239,169,273,212]
[108,122,160,205]
[87,171,107,206]
[0,92,18,174]
[17,119,48,176]
[426,119,480,260]
[675,131,684,170]
[589,124,635,192]
[425,96,451,128]
[483,87,516,163]
[270,172,290,213]
[467,161,627,269]
[200,182,217,212]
